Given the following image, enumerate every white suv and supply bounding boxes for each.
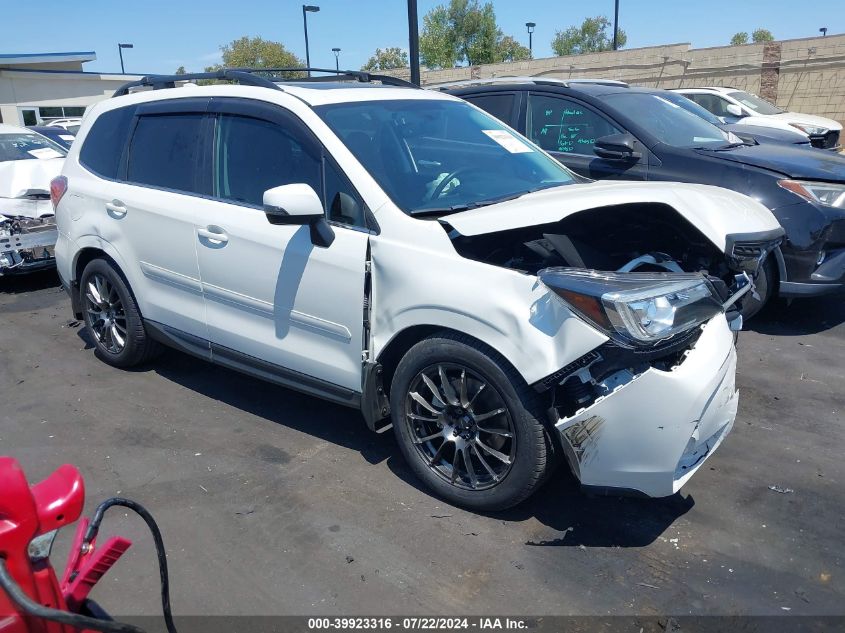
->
[53,70,782,510]
[672,87,842,151]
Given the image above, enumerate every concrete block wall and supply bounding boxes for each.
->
[390,33,845,126]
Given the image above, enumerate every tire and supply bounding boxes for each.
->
[741,255,776,320]
[79,258,161,368]
[390,332,550,511]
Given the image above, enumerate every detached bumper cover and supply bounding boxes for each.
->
[555,316,738,497]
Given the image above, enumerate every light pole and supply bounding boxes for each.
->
[332,47,341,71]
[302,5,320,77]
[525,22,536,57]
[408,0,420,86]
[820,27,828,37]
[118,43,133,74]
[612,0,620,50]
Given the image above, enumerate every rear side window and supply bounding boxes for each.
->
[464,93,516,125]
[127,114,203,193]
[79,105,137,179]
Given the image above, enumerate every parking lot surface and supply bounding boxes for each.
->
[1,271,843,617]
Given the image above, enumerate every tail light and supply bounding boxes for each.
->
[50,176,68,211]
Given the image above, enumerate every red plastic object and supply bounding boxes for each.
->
[0,457,130,633]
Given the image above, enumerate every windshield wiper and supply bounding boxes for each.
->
[409,190,535,217]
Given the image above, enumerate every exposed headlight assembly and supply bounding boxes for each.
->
[788,123,829,136]
[778,179,845,209]
[539,268,724,346]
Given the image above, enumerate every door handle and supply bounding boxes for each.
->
[197,226,229,245]
[105,201,127,218]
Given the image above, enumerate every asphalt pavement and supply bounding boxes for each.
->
[1,270,842,619]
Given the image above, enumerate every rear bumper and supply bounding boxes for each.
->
[554,316,737,497]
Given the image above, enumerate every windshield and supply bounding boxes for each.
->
[315,99,576,215]
[0,133,68,162]
[728,91,783,115]
[604,93,730,148]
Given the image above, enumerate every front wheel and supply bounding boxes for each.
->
[390,333,550,511]
[741,255,777,320]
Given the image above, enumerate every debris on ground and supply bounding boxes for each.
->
[637,582,660,589]
[768,485,794,494]
[345,556,354,564]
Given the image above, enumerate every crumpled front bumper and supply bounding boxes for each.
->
[555,316,738,497]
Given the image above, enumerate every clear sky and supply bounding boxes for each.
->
[2,0,841,74]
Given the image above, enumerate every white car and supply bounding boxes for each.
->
[0,124,65,275]
[672,87,842,150]
[46,118,83,135]
[53,70,783,510]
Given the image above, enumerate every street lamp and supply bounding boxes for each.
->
[332,47,341,71]
[117,43,133,74]
[408,0,420,86]
[525,22,536,57]
[612,0,620,50]
[820,27,828,37]
[302,5,320,77]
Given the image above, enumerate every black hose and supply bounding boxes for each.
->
[83,498,178,633]
[0,558,145,633]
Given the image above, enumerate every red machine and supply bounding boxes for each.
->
[0,457,172,633]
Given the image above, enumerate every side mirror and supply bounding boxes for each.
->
[725,103,745,118]
[263,183,335,248]
[593,133,642,162]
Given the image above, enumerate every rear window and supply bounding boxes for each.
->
[0,133,67,162]
[126,114,203,193]
[79,105,137,179]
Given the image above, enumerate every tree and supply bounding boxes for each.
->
[496,35,531,62]
[419,0,526,68]
[752,28,774,42]
[174,65,187,75]
[551,16,627,57]
[362,47,409,71]
[730,32,749,46]
[205,36,304,77]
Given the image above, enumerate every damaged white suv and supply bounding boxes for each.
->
[54,70,783,510]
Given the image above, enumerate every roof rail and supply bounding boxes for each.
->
[429,76,628,91]
[113,67,418,97]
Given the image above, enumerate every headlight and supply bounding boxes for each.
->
[778,179,845,209]
[538,268,724,346]
[789,123,829,136]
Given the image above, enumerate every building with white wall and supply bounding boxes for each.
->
[0,52,141,126]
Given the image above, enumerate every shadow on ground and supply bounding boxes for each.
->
[747,294,845,336]
[149,349,695,548]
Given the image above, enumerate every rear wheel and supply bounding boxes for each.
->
[80,258,160,367]
[390,333,550,511]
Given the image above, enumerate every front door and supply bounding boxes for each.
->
[525,92,649,180]
[192,98,369,394]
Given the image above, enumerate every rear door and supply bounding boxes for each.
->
[524,91,649,181]
[191,98,370,395]
[84,98,210,341]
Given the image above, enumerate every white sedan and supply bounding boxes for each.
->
[0,124,65,275]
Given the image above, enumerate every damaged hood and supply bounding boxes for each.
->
[0,158,64,200]
[0,157,63,219]
[443,180,781,251]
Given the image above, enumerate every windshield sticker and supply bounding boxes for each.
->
[59,135,75,141]
[27,147,63,160]
[482,130,533,153]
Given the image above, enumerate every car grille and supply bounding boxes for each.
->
[732,243,767,258]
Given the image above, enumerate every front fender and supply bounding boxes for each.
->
[370,236,608,386]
